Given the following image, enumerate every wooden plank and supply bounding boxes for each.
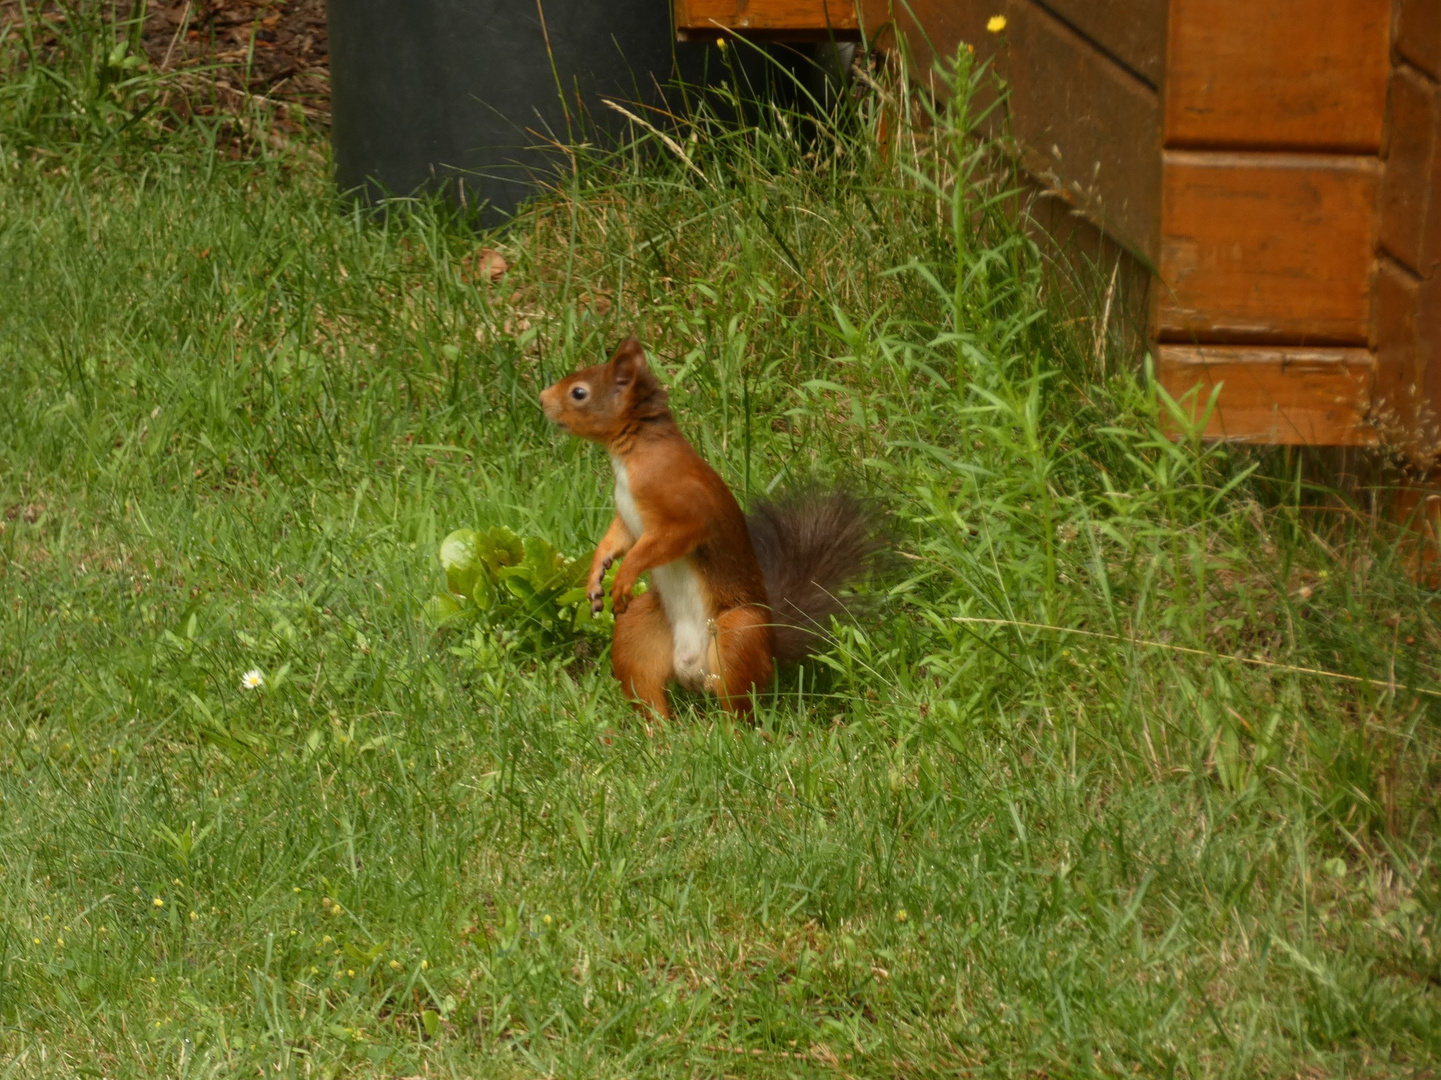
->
[859,0,1001,91]
[1381,65,1441,279]
[1426,273,1441,460]
[1006,0,1162,261]
[1034,0,1167,86]
[1157,346,1376,445]
[1397,0,1441,82]
[1157,151,1380,345]
[1374,258,1425,446]
[675,0,861,39]
[1165,0,1390,152]
[1374,258,1441,459]
[1394,478,1441,587]
[1022,184,1155,354]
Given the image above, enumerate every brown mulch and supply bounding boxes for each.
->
[138,0,329,121]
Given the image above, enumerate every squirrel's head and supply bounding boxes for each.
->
[540,336,669,444]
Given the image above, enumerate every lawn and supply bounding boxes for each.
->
[1,12,1439,1078]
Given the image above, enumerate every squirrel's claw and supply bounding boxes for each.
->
[610,584,631,615]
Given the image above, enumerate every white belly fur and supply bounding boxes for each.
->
[611,456,711,690]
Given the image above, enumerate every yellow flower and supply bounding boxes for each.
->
[190,911,199,921]
[895,908,909,923]
[152,898,164,908]
[420,959,429,970]
[716,36,726,49]
[347,969,355,977]
[32,938,40,945]
[56,938,64,947]
[542,914,552,925]
[389,960,402,970]
[987,14,1007,32]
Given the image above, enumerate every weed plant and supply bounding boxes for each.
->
[0,0,161,155]
[1,10,1438,1078]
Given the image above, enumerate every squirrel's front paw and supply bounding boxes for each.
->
[610,585,632,615]
[586,557,615,614]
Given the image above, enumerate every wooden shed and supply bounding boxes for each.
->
[674,0,1441,465]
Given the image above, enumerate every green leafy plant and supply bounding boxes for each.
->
[425,526,610,651]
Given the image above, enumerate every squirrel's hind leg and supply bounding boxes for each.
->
[611,591,675,719]
[705,606,775,717]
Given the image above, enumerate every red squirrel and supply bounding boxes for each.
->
[540,337,878,718]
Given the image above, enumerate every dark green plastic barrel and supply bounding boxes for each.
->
[327,1,706,222]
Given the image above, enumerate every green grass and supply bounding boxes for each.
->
[2,19,1440,1078]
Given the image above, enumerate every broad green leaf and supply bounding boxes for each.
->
[481,526,524,571]
[423,594,465,626]
[439,529,482,598]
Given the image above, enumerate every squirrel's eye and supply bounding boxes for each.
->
[569,386,589,402]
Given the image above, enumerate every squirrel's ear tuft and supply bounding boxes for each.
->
[609,337,648,385]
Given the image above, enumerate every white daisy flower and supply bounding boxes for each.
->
[240,669,265,690]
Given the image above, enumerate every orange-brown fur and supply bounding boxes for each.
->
[540,338,774,718]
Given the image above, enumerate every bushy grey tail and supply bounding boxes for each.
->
[745,491,884,664]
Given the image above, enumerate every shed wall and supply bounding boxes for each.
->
[675,0,1440,458]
